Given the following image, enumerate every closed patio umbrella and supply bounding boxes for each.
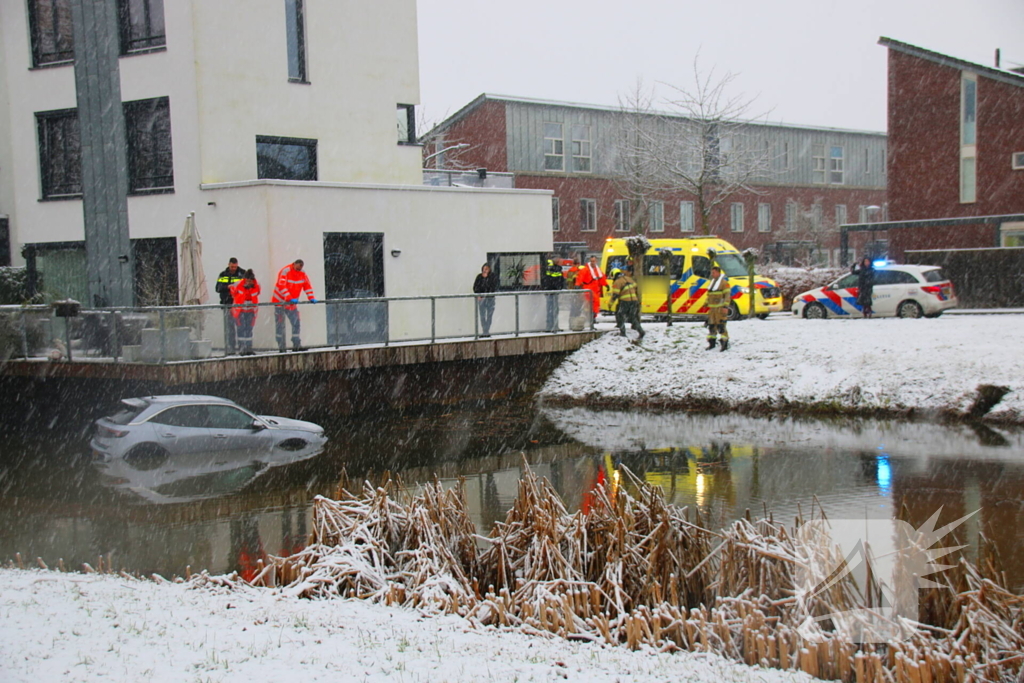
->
[179,212,208,307]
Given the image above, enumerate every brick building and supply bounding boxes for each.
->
[429,94,887,265]
[872,38,1024,259]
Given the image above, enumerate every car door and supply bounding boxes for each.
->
[206,404,273,456]
[146,405,214,456]
[869,270,903,317]
[827,273,860,316]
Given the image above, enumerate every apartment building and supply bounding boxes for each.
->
[428,94,887,265]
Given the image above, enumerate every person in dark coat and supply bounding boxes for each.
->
[852,257,875,318]
[216,257,244,353]
[473,263,498,337]
[541,256,565,332]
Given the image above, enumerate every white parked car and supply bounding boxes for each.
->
[791,264,958,319]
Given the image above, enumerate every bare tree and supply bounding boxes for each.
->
[615,57,776,236]
[612,80,671,235]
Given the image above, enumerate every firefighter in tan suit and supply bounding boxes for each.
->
[705,265,730,351]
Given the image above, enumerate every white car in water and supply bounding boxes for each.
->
[90,395,327,473]
[791,264,958,319]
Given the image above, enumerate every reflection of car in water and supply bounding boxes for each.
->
[91,395,327,503]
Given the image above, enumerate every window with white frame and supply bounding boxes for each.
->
[649,201,664,232]
[858,205,868,223]
[1013,152,1024,170]
[758,203,771,233]
[680,201,695,233]
[552,197,560,232]
[960,73,977,203]
[571,124,591,173]
[835,204,847,227]
[812,144,826,183]
[785,200,797,231]
[829,146,844,184]
[614,200,630,232]
[580,199,596,232]
[544,123,564,171]
[730,203,744,233]
[811,202,823,229]
[1000,221,1024,247]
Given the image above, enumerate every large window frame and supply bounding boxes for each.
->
[648,201,664,233]
[118,0,166,54]
[829,146,845,184]
[812,144,826,183]
[36,108,82,200]
[960,73,978,203]
[544,123,564,171]
[614,200,630,233]
[256,135,318,181]
[285,0,308,83]
[571,124,592,173]
[679,201,695,233]
[28,0,75,67]
[730,202,744,233]
[579,198,596,233]
[785,200,797,232]
[835,204,847,228]
[757,203,771,233]
[396,104,416,145]
[551,197,560,233]
[124,97,174,194]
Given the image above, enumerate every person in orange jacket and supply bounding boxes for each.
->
[270,259,316,352]
[229,269,260,356]
[576,255,607,318]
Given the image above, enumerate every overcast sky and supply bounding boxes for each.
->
[417,0,1024,133]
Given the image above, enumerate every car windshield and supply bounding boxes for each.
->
[107,402,147,425]
[715,254,749,278]
[922,268,948,283]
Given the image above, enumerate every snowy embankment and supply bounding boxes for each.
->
[0,568,811,683]
[540,314,1024,423]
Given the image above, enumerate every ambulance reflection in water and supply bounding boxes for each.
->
[581,443,743,515]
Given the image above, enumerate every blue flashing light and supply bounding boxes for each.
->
[872,260,888,268]
[876,455,892,494]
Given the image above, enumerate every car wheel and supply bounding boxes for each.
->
[897,300,924,319]
[124,443,169,471]
[803,302,827,320]
[726,302,741,321]
[757,313,769,320]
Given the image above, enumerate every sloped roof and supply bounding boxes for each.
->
[879,37,1024,89]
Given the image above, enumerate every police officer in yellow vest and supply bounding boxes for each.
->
[705,265,730,351]
[541,256,564,332]
[215,257,245,354]
[611,266,644,340]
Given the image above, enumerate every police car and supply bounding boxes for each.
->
[791,263,958,319]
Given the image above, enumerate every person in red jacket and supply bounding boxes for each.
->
[576,255,607,318]
[229,269,260,355]
[270,259,316,352]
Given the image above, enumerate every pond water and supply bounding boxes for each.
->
[2,400,1023,589]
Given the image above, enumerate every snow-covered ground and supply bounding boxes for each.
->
[0,568,813,683]
[541,313,1024,423]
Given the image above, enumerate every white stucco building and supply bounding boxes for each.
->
[0,0,552,346]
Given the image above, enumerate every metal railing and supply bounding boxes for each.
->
[0,289,595,364]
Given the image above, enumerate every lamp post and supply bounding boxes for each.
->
[423,143,470,169]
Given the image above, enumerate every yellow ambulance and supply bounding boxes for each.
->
[599,237,783,319]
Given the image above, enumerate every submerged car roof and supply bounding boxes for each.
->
[124,395,238,408]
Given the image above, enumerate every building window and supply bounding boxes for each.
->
[571,124,591,173]
[124,97,174,193]
[812,144,826,183]
[256,135,317,181]
[614,200,630,232]
[785,200,797,231]
[36,108,82,199]
[864,148,870,175]
[960,73,977,203]
[881,149,886,175]
[757,203,771,233]
[118,0,165,54]
[680,201,695,233]
[835,204,847,227]
[829,146,844,184]
[783,141,790,169]
[397,104,416,144]
[552,197,560,232]
[811,202,823,229]
[858,205,868,223]
[580,199,596,232]
[649,201,664,233]
[730,203,744,233]
[543,123,564,171]
[285,0,307,82]
[28,0,75,66]
[1012,152,1024,170]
